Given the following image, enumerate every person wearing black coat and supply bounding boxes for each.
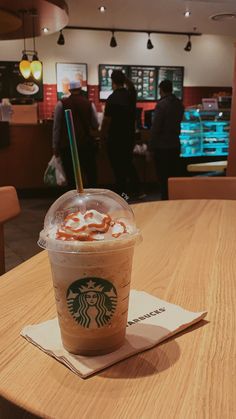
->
[150,79,184,200]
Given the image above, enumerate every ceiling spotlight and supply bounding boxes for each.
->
[57,30,65,45]
[42,27,49,33]
[184,10,191,18]
[184,35,192,52]
[98,6,106,13]
[147,33,154,50]
[110,31,117,47]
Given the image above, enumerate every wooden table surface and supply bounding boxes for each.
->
[0,200,236,419]
[187,160,227,172]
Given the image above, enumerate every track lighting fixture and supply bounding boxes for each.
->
[110,31,117,47]
[147,33,154,50]
[57,30,65,45]
[184,35,192,51]
[64,26,202,50]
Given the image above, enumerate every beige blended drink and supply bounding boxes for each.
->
[39,189,140,356]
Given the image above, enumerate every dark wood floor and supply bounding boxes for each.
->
[4,192,161,273]
[4,198,54,272]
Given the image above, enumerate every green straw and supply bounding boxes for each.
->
[65,109,84,193]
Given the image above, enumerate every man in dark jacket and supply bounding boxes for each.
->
[150,79,184,199]
[52,80,99,188]
[100,70,141,197]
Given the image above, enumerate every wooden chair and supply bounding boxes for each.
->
[0,186,21,275]
[168,177,236,200]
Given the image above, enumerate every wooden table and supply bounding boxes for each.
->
[0,200,236,419]
[187,160,227,172]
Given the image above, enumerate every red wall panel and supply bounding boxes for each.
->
[38,84,232,121]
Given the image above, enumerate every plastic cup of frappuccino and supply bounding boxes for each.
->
[38,188,141,356]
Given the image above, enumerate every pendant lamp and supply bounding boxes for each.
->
[19,10,31,79]
[19,52,31,79]
[31,54,42,80]
[30,11,42,80]
[19,9,42,81]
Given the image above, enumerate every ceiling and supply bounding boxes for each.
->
[66,0,236,37]
[0,0,68,40]
[0,0,236,40]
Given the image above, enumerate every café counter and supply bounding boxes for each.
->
[0,123,52,189]
[0,123,157,191]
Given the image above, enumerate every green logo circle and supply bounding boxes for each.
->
[67,278,117,329]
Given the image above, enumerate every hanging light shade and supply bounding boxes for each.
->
[184,35,192,51]
[30,53,42,80]
[19,11,31,79]
[19,53,31,79]
[110,31,117,47]
[30,12,42,80]
[57,30,65,45]
[147,33,154,49]
[18,10,43,81]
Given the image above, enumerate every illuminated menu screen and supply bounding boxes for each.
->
[98,64,185,102]
[129,66,157,101]
[0,61,43,101]
[98,64,129,100]
[157,66,184,100]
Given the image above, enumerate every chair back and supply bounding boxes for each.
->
[0,186,21,275]
[168,177,236,200]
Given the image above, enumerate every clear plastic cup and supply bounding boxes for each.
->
[38,189,141,356]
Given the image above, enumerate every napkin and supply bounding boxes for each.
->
[21,290,207,378]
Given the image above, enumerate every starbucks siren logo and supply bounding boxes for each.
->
[67,277,117,328]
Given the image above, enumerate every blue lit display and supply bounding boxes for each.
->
[180,109,230,157]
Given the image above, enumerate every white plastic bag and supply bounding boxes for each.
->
[44,156,67,186]
[133,143,148,156]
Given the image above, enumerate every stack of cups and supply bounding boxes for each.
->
[39,188,141,356]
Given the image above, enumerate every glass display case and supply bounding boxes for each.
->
[180,109,230,158]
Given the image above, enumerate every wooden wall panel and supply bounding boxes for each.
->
[0,124,52,188]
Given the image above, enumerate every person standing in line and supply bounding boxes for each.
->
[149,79,184,200]
[52,80,99,189]
[100,70,141,197]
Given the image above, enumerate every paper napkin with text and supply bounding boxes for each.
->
[21,290,207,378]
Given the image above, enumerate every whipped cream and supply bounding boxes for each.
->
[56,209,130,242]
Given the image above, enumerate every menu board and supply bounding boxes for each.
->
[157,66,184,100]
[56,63,88,99]
[0,61,43,101]
[99,64,129,100]
[129,66,157,101]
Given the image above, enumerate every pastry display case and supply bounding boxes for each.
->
[180,109,230,157]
